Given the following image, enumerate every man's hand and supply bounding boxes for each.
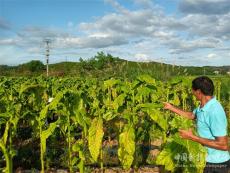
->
[162,102,195,120]
[179,129,194,140]
[163,102,173,110]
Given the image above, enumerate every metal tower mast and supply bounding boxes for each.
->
[44,39,51,77]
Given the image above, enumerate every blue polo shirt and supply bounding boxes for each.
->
[193,97,230,163]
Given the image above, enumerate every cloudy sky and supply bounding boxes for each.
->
[0,0,230,66]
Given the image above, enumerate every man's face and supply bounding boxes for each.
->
[192,89,202,101]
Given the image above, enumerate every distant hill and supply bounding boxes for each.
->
[1,52,230,80]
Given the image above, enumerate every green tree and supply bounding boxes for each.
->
[24,60,45,72]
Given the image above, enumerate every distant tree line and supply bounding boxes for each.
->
[18,60,45,72]
[0,52,230,78]
[79,52,121,70]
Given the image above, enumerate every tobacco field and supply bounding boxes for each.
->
[0,75,229,173]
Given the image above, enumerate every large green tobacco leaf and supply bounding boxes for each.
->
[170,116,193,130]
[172,93,180,106]
[139,103,167,130]
[136,86,152,102]
[112,93,126,111]
[169,78,182,85]
[88,117,104,162]
[41,120,59,154]
[73,96,90,142]
[118,125,135,169]
[19,84,45,96]
[156,141,184,172]
[48,92,64,110]
[172,135,206,173]
[156,145,176,171]
[39,91,66,121]
[103,111,117,121]
[104,79,120,89]
[137,75,156,85]
[156,135,206,173]
[19,84,45,104]
[74,98,90,128]
[149,109,168,130]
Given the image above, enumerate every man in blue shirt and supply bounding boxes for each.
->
[164,76,230,173]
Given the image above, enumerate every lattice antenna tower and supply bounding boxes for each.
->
[44,39,51,77]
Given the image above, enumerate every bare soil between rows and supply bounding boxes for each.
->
[15,166,162,173]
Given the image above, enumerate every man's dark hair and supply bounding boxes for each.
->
[192,76,214,96]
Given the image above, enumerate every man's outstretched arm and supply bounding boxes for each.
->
[163,102,195,120]
[179,129,229,151]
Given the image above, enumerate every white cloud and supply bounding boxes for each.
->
[133,0,155,9]
[134,53,150,61]
[152,31,175,40]
[180,13,230,39]
[0,38,16,45]
[179,0,230,15]
[104,0,129,14]
[167,37,221,54]
[27,47,42,54]
[207,53,217,58]
[206,53,221,61]
[89,33,110,38]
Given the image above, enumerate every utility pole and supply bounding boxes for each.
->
[173,59,176,72]
[65,56,67,73]
[44,39,51,77]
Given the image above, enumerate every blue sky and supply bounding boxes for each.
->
[0,0,230,66]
